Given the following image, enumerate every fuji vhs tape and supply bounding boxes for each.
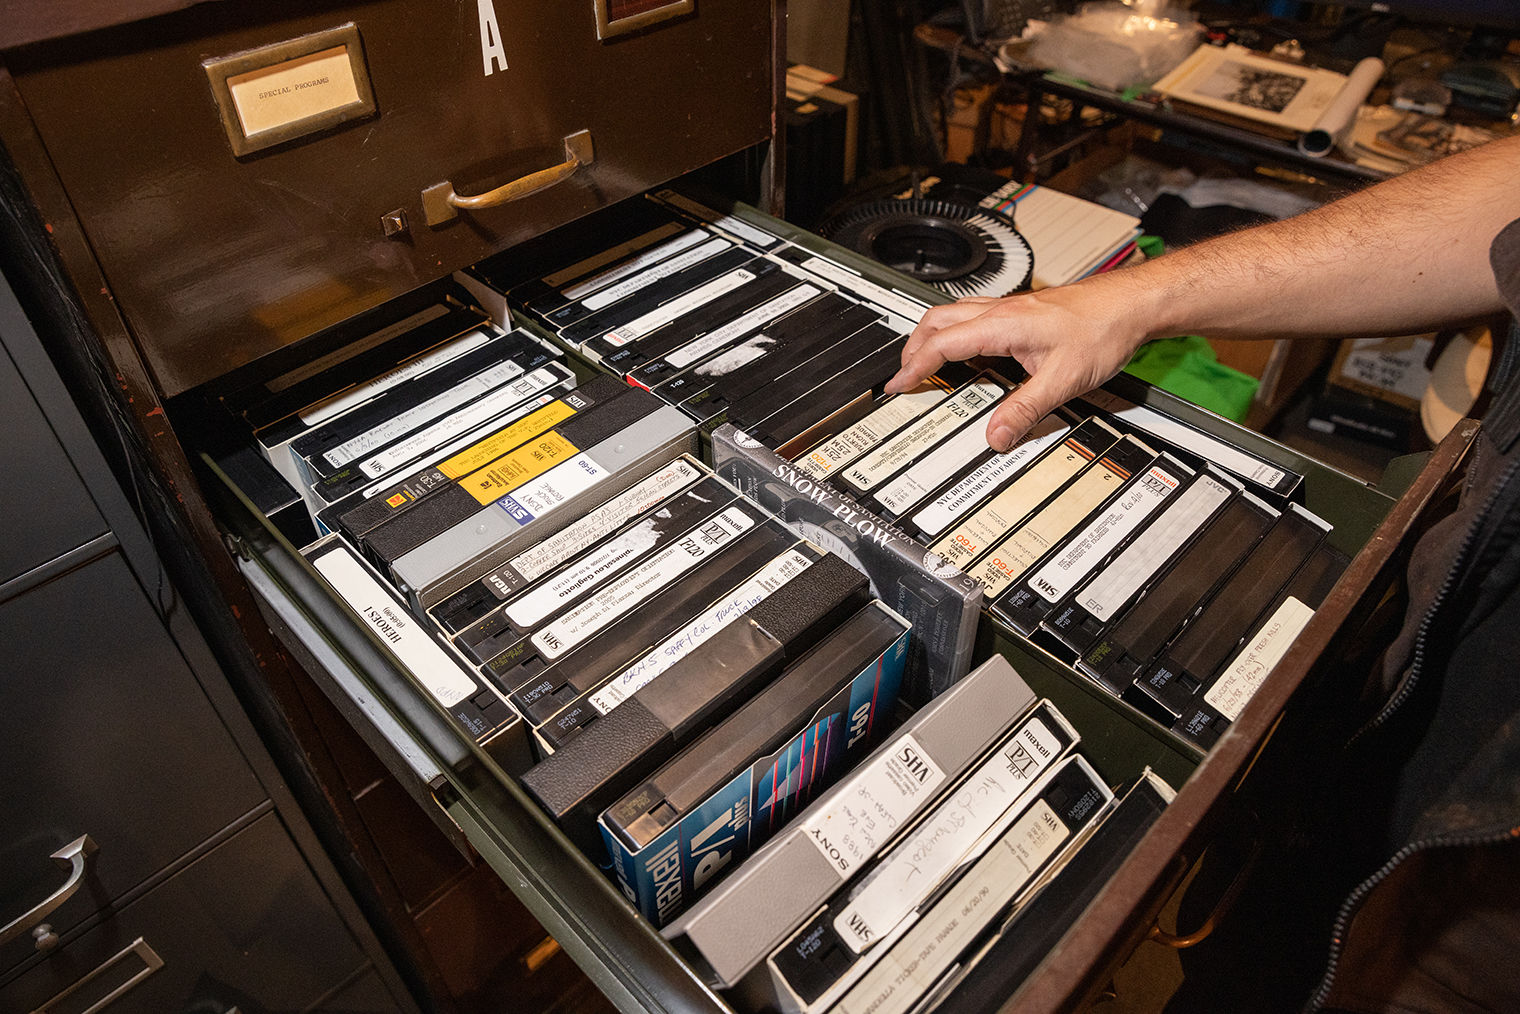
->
[598,603,910,924]
[517,554,873,851]
[660,653,1037,990]
[792,382,960,482]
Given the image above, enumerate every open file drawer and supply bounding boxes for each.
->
[197,311,1476,1014]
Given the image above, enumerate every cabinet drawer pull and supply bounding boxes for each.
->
[422,129,594,225]
[32,937,163,1014]
[0,835,99,948]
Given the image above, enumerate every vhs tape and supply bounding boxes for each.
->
[1131,503,1331,721]
[533,546,868,749]
[649,187,787,251]
[964,435,1158,602]
[535,226,730,329]
[625,280,829,392]
[901,769,1175,1014]
[390,405,697,607]
[252,303,493,486]
[427,457,708,633]
[747,336,916,449]
[660,654,1037,990]
[306,361,577,514]
[330,375,629,544]
[823,755,1114,1014]
[830,374,1011,501]
[449,477,743,665]
[1172,541,1348,749]
[1042,468,1240,656]
[557,244,754,348]
[712,425,981,703]
[302,538,522,766]
[1077,491,1277,696]
[764,700,1079,1013]
[723,322,905,436]
[900,416,1072,544]
[517,555,874,848]
[599,603,910,925]
[793,382,959,482]
[495,513,799,716]
[995,454,1194,636]
[929,417,1122,570]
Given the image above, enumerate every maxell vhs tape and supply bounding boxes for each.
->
[517,554,873,849]
[712,424,981,703]
[600,603,910,925]
[660,654,1037,989]
[823,754,1114,1014]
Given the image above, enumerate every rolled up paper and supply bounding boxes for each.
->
[1299,56,1384,157]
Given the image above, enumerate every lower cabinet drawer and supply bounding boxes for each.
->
[0,812,382,1014]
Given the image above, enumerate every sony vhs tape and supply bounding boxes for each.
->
[660,653,1037,990]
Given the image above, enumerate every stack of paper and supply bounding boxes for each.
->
[982,181,1142,289]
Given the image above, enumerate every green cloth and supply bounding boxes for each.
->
[1123,335,1259,422]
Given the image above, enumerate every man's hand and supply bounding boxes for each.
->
[886,275,1153,451]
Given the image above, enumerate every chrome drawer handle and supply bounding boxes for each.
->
[32,937,164,1014]
[422,129,594,225]
[0,835,99,948]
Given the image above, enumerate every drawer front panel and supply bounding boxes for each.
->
[0,812,376,1012]
[0,552,266,974]
[7,0,772,395]
[0,342,106,584]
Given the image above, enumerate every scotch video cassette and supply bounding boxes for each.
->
[765,700,1079,1013]
[660,653,1037,989]
[929,417,1122,569]
[712,424,981,703]
[964,435,1158,602]
[426,457,708,633]
[600,603,910,925]
[517,554,874,848]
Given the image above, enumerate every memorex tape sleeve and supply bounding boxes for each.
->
[661,653,1037,988]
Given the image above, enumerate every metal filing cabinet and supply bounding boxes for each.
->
[0,267,414,1013]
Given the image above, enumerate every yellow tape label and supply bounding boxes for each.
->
[439,401,576,479]
[463,433,578,505]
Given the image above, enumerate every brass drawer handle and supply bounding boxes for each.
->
[1,835,99,948]
[423,129,594,226]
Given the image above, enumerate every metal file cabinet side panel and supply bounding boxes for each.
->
[3,0,773,396]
